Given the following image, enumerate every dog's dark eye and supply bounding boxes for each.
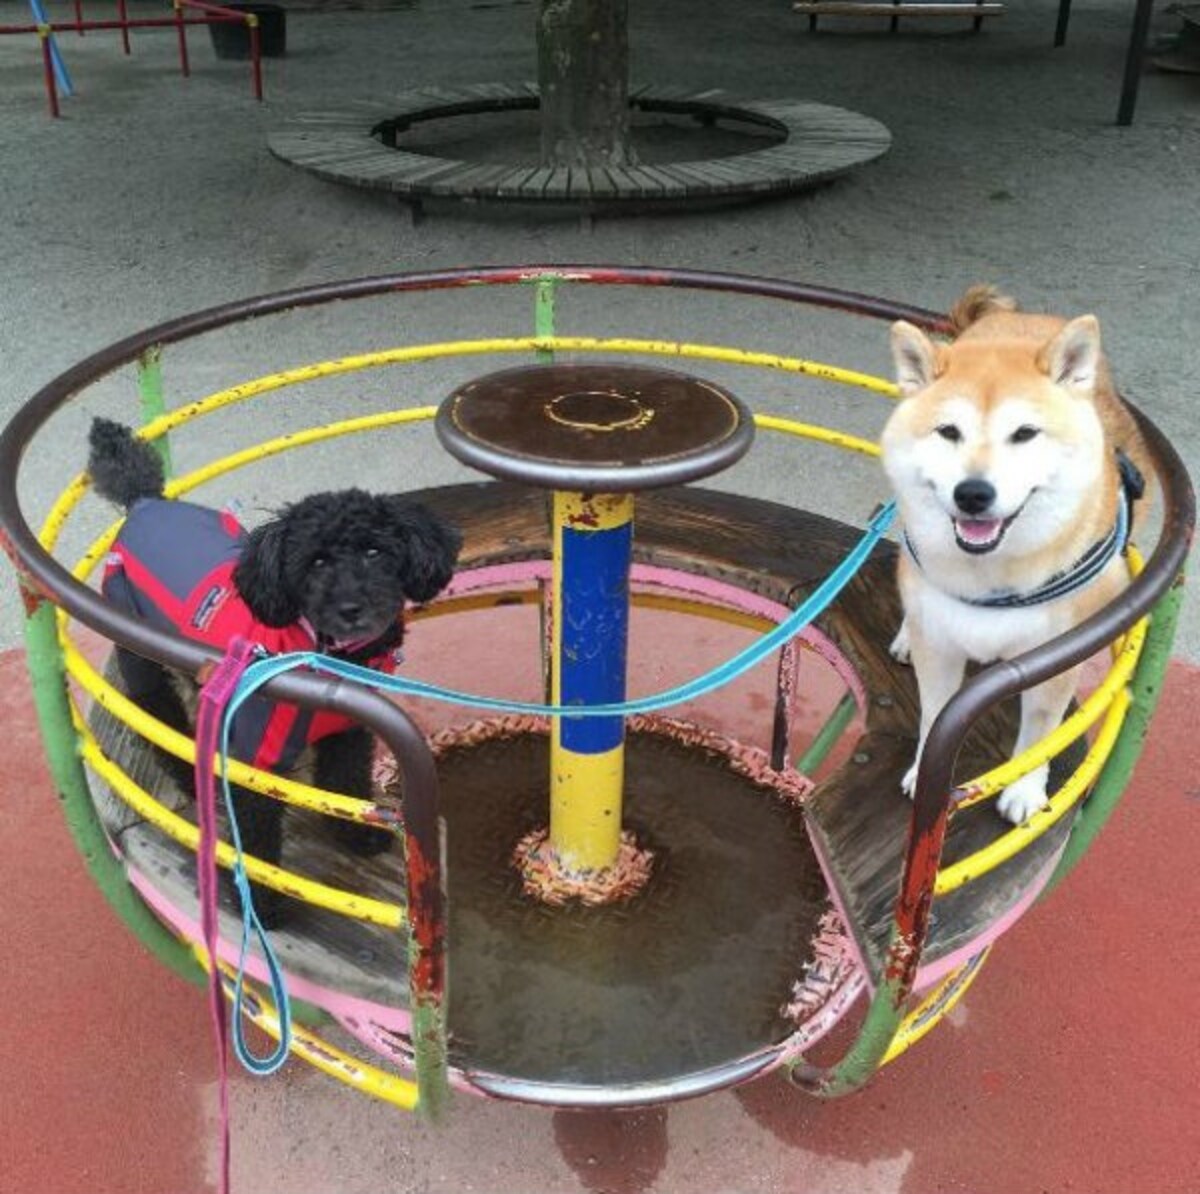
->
[311,555,329,570]
[363,547,380,562]
[935,424,962,443]
[1010,425,1041,444]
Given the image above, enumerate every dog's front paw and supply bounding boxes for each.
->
[890,622,912,665]
[335,819,395,857]
[996,774,1049,825]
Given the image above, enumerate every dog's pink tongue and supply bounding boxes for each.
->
[956,518,1003,545]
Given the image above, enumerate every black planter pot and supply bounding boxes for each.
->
[209,2,287,60]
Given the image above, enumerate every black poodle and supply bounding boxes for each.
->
[87,418,462,926]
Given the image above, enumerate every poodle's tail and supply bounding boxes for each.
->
[87,418,166,508]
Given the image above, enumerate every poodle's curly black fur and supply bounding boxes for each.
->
[88,418,462,925]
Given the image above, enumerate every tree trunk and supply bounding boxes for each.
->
[537,0,635,169]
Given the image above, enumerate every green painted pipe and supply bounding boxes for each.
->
[20,578,205,988]
[535,276,557,362]
[786,926,909,1098]
[1044,572,1186,896]
[795,691,858,777]
[137,345,174,477]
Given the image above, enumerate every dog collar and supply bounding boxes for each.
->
[903,450,1142,610]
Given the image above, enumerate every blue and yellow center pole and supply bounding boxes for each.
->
[549,490,635,872]
[436,359,755,877]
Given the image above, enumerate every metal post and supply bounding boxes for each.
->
[794,691,858,778]
[136,345,173,477]
[1053,0,1071,46]
[174,0,189,78]
[1116,0,1156,125]
[770,638,802,772]
[549,490,633,871]
[38,27,60,118]
[535,275,557,362]
[788,940,909,1096]
[248,17,262,102]
[118,0,130,54]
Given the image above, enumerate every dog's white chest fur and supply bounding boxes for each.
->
[903,570,1057,664]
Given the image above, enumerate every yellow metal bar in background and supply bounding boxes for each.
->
[37,474,90,556]
[46,400,887,563]
[753,414,882,458]
[59,409,882,575]
[41,336,896,554]
[119,339,896,440]
[550,491,634,872]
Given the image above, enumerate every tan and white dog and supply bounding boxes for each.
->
[881,286,1149,823]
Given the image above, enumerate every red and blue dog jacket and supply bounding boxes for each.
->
[103,498,399,773]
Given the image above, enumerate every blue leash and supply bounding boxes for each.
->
[28,0,74,96]
[218,675,293,1075]
[234,501,895,720]
[217,499,894,1071]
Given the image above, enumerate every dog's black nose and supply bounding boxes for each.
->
[337,601,364,624]
[953,479,996,516]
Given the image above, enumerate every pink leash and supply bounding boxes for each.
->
[194,636,260,1194]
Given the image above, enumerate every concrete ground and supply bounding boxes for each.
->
[2,1,1199,1191]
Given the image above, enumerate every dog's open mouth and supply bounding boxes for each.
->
[953,514,1015,554]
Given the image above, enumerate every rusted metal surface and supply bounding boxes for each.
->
[513,826,655,906]
[436,361,754,492]
[771,638,803,771]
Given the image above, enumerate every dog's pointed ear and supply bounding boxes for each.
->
[890,321,943,397]
[233,519,301,627]
[1039,315,1101,392]
[382,498,462,604]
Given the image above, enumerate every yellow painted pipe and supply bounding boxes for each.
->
[955,548,1146,807]
[881,948,991,1065]
[934,687,1131,895]
[77,719,405,928]
[956,612,1147,808]
[196,947,421,1110]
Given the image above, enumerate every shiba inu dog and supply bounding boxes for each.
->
[881,286,1149,823]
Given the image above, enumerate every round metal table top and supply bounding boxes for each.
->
[435,362,755,491]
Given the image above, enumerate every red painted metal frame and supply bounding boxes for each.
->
[37,28,59,118]
[176,0,265,101]
[0,0,264,117]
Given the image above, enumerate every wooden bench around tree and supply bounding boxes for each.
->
[268,86,891,216]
